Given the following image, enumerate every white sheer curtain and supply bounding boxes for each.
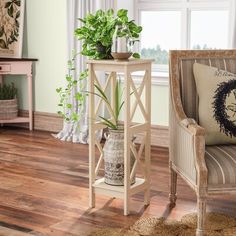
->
[231,0,236,48]
[55,0,116,143]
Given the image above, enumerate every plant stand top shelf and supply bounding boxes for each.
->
[87,59,154,72]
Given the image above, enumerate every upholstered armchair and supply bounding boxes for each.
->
[169,50,236,236]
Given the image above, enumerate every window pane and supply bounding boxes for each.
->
[191,10,229,49]
[140,11,181,68]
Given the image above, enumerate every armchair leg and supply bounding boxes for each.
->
[169,164,177,207]
[196,197,207,236]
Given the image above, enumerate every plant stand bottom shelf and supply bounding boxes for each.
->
[93,178,147,200]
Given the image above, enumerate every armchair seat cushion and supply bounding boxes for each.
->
[206,145,236,186]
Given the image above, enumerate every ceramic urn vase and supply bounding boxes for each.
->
[103,127,136,186]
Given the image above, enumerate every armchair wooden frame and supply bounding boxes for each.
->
[169,50,236,236]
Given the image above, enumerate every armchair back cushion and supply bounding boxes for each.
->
[193,63,236,145]
[179,58,236,121]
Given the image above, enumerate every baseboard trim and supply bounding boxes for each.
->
[16,110,63,133]
[10,110,169,147]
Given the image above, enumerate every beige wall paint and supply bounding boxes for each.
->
[7,0,67,114]
[132,85,169,126]
[121,82,169,126]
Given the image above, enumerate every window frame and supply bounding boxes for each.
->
[134,0,234,73]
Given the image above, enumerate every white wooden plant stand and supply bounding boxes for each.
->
[87,59,153,215]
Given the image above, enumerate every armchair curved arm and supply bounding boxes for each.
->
[180,118,205,136]
[169,50,208,191]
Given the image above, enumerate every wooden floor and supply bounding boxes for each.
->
[0,128,236,236]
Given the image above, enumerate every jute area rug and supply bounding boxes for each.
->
[88,213,236,236]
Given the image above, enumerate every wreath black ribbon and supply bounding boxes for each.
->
[212,78,236,137]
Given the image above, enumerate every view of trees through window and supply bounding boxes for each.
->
[141,45,168,65]
[141,44,213,65]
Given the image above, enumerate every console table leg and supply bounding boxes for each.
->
[28,75,33,131]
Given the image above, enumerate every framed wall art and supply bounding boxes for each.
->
[0,0,25,58]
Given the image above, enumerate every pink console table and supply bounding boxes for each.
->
[0,58,37,130]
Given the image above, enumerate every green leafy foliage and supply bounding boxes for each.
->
[0,83,17,100]
[74,9,142,59]
[94,79,134,130]
[56,51,88,123]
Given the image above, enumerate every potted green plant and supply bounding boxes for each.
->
[0,83,18,120]
[74,9,142,59]
[93,79,136,186]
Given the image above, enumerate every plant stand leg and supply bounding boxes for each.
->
[89,64,95,208]
[144,66,151,206]
[124,67,131,216]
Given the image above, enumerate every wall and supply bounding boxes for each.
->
[120,80,169,127]
[117,0,134,19]
[132,85,169,126]
[7,0,67,114]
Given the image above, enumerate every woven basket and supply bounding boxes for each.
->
[0,99,18,120]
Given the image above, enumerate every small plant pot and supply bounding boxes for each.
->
[103,127,136,186]
[0,99,18,120]
[96,42,113,59]
[111,52,132,61]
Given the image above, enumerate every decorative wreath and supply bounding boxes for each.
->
[212,78,236,137]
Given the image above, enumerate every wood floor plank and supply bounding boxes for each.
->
[0,226,32,236]
[0,127,236,236]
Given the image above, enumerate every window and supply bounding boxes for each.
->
[135,0,233,73]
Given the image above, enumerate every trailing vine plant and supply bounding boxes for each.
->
[57,9,142,124]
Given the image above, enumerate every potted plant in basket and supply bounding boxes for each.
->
[0,83,18,120]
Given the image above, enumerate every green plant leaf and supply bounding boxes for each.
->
[16,11,20,19]
[66,76,72,82]
[107,9,114,16]
[8,5,14,17]
[78,18,86,23]
[0,26,4,37]
[99,116,117,129]
[56,87,62,93]
[66,103,72,109]
[132,53,140,59]
[94,84,107,100]
[0,39,7,49]
[117,9,128,18]
[75,92,83,101]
